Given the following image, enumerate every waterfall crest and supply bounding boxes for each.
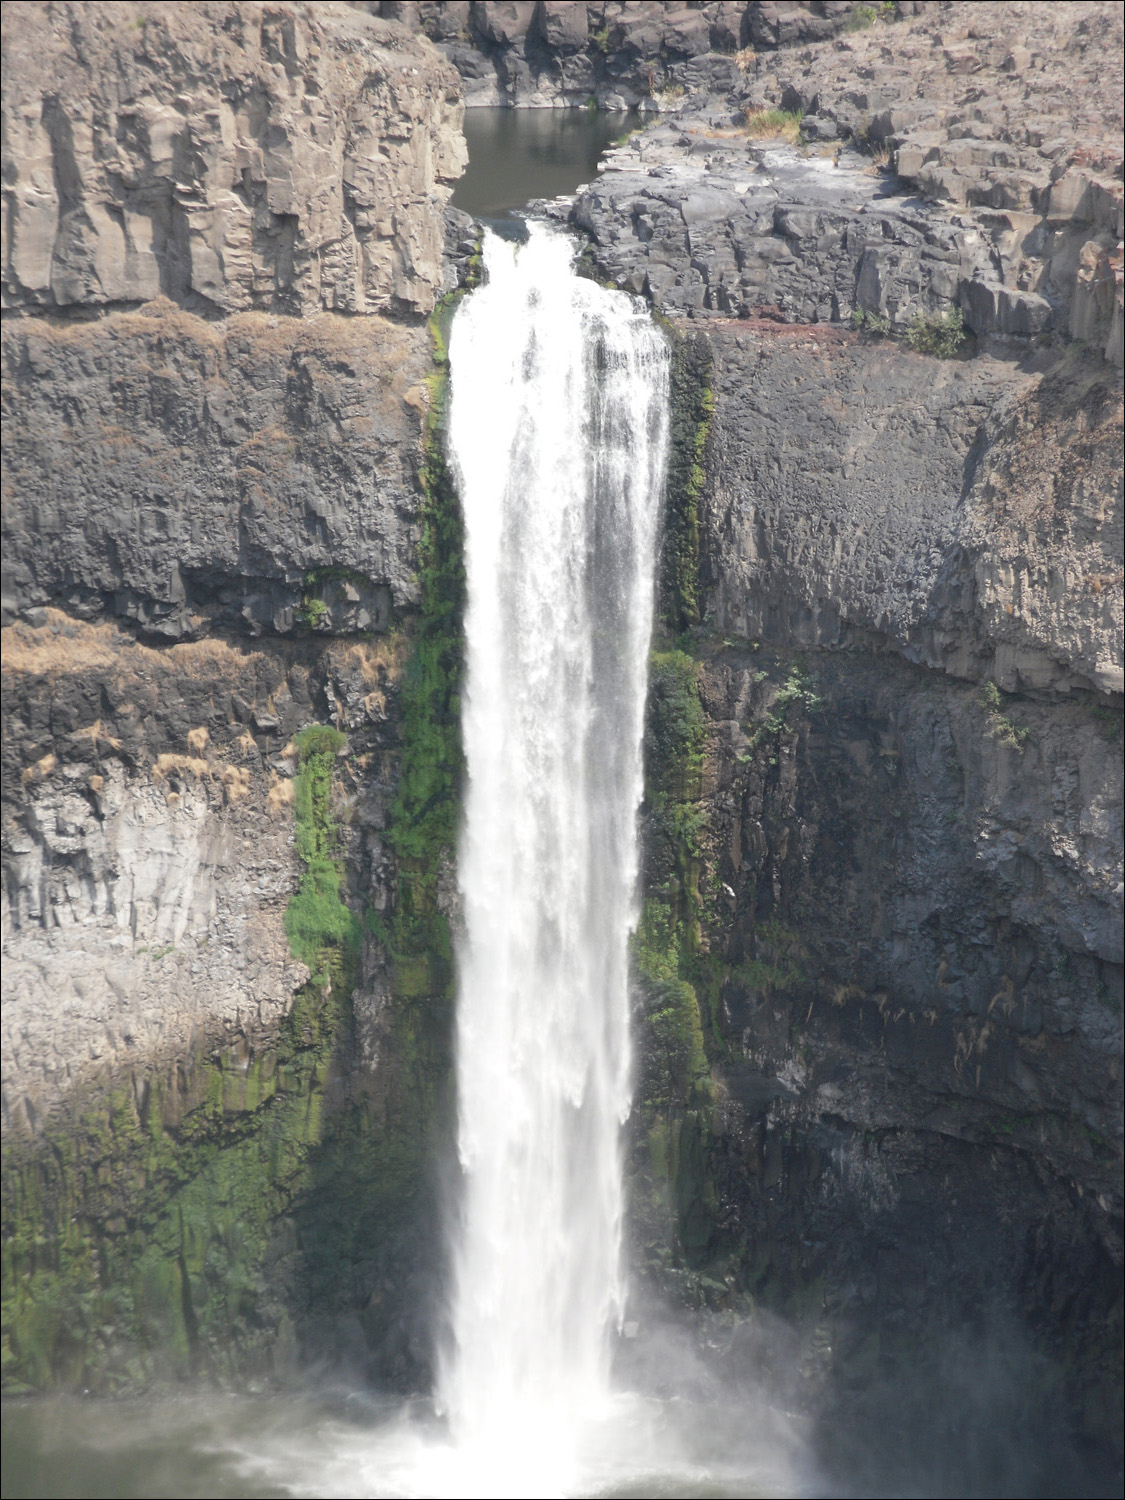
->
[443,224,670,1491]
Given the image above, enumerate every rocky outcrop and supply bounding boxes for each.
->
[702,328,1124,696]
[2,2,466,318]
[741,0,1125,363]
[377,1,863,108]
[0,305,433,634]
[554,123,1001,327]
[416,0,1122,362]
[557,2,1124,361]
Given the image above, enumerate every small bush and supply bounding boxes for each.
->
[852,307,892,338]
[905,306,967,358]
[298,596,329,629]
[845,1,893,30]
[845,3,878,30]
[979,681,1031,749]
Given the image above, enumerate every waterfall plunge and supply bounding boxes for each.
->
[443,225,670,1494]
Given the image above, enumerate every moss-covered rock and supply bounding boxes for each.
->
[1,317,466,1399]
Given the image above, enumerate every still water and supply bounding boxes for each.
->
[451,107,638,222]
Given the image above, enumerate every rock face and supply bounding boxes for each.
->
[634,636,1122,1477]
[740,0,1125,363]
[2,1,466,317]
[1,616,314,1134]
[703,329,1124,697]
[560,19,1122,363]
[378,1,862,108]
[1,0,462,1393]
[1,304,433,635]
[552,124,1002,327]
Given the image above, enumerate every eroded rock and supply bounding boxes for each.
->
[1,1,466,318]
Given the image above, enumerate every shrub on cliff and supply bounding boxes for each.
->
[905,306,967,358]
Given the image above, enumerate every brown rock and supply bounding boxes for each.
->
[1,1,466,319]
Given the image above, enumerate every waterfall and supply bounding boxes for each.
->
[442,224,670,1494]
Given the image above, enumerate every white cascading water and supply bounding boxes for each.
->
[441,223,669,1496]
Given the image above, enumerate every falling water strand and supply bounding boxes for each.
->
[442,224,670,1496]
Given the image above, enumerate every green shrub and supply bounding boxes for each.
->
[297,596,329,629]
[852,307,892,338]
[978,680,1031,749]
[647,651,706,801]
[905,306,967,358]
[845,2,893,30]
[845,3,878,30]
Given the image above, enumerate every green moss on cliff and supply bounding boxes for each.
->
[2,982,344,1392]
[661,334,714,633]
[2,314,466,1399]
[285,725,360,981]
[377,298,465,1093]
[631,645,722,1267]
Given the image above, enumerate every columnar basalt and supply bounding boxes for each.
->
[2,1,466,318]
[1,3,1121,1475]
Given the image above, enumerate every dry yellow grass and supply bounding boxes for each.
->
[151,753,252,804]
[21,752,57,785]
[221,765,251,801]
[742,108,802,142]
[1,609,266,682]
[267,775,296,817]
[152,753,213,780]
[72,719,123,753]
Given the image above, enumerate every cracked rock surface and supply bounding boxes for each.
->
[2,1,466,317]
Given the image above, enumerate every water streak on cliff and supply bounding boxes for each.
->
[443,225,669,1494]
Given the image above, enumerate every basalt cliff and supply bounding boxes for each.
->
[2,2,1122,1489]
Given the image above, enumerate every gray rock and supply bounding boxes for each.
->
[0,307,432,631]
[1,2,467,319]
[702,327,1123,697]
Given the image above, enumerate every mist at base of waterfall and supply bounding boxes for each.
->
[5,1313,1116,1500]
[0,1388,809,1500]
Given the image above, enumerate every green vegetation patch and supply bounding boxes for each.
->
[661,333,714,633]
[979,679,1031,748]
[2,983,345,1394]
[284,725,359,981]
[854,305,968,359]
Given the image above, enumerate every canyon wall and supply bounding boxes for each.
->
[2,0,463,1394]
[2,0,465,319]
[1,0,1121,1470]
